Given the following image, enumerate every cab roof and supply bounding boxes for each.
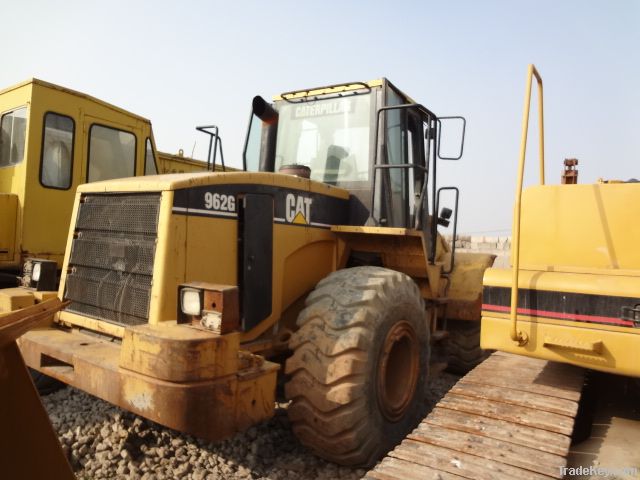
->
[273,78,417,105]
[0,78,151,124]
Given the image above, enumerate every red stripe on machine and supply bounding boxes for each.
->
[482,303,634,327]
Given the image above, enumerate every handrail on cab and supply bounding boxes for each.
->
[510,64,545,346]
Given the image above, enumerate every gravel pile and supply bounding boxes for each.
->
[42,373,460,479]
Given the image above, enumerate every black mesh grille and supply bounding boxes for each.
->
[64,193,161,327]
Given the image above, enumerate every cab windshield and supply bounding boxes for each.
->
[274,94,371,185]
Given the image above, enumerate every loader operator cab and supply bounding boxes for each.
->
[243,79,465,256]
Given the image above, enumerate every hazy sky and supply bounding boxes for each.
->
[3,0,638,234]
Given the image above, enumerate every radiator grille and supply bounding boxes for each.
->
[64,193,161,327]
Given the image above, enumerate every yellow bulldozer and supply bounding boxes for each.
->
[366,65,640,480]
[7,78,495,466]
[0,78,225,289]
[481,68,640,376]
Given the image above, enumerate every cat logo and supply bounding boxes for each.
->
[285,193,312,224]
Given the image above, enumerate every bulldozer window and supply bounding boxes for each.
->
[40,112,74,189]
[144,138,158,175]
[275,94,372,186]
[87,124,136,182]
[0,107,27,168]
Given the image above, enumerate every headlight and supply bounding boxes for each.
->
[32,263,41,282]
[177,282,240,334]
[23,258,57,291]
[180,288,203,316]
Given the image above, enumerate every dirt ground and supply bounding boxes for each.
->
[567,374,640,480]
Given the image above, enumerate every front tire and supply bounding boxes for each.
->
[285,267,430,466]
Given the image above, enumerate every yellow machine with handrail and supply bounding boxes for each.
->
[481,65,640,377]
[366,65,637,479]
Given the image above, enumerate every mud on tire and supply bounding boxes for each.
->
[284,266,430,467]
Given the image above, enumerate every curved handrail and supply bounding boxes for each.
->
[510,64,545,345]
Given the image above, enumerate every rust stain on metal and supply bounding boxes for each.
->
[19,323,278,444]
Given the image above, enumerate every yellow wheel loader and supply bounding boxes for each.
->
[12,78,495,466]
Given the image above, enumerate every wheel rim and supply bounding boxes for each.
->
[376,320,420,422]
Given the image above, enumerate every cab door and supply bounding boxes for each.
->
[379,86,428,228]
[21,107,79,266]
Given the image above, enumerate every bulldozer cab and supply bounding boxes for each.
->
[243,79,464,241]
[0,78,161,273]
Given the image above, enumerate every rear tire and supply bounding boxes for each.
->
[572,372,597,444]
[446,320,488,374]
[285,267,430,467]
[30,369,65,396]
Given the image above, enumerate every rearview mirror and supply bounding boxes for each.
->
[437,207,453,227]
[437,116,466,160]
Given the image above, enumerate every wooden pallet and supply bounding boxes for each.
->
[365,351,585,480]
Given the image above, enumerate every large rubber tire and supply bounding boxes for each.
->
[572,371,600,444]
[285,267,430,467]
[446,319,488,375]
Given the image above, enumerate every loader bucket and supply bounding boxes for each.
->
[0,299,74,479]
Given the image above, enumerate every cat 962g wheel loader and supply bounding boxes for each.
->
[11,78,495,466]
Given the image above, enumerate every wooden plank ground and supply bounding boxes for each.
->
[365,352,585,480]
[391,438,553,480]
[424,408,571,456]
[437,393,575,435]
[449,380,579,416]
[465,354,583,400]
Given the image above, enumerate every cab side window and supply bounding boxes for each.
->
[88,125,136,182]
[0,107,28,167]
[41,112,74,189]
[244,113,263,172]
[144,138,158,175]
